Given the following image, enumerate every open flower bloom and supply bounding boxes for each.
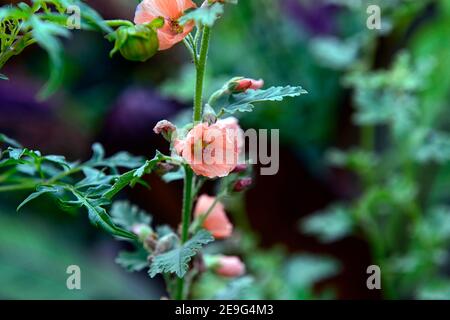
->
[174,117,244,178]
[194,194,233,239]
[216,255,246,277]
[134,0,197,50]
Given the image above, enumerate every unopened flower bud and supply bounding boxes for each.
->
[205,255,245,277]
[155,162,177,175]
[233,177,252,192]
[153,120,176,141]
[155,233,178,254]
[229,78,264,93]
[202,104,217,125]
[107,24,159,62]
[132,223,153,241]
[232,164,248,173]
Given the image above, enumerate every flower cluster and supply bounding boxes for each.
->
[0,0,305,301]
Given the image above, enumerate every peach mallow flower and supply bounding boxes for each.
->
[216,255,246,277]
[174,117,244,178]
[134,0,197,50]
[194,194,233,239]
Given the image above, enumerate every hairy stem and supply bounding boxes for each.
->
[175,26,211,300]
[176,166,194,300]
[193,26,211,123]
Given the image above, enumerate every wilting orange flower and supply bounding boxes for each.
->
[233,78,264,92]
[216,255,246,277]
[194,194,233,239]
[174,117,243,178]
[134,0,197,50]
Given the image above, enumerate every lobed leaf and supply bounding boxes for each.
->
[111,200,152,231]
[149,230,214,278]
[116,248,149,272]
[179,3,224,27]
[17,185,61,211]
[211,86,308,115]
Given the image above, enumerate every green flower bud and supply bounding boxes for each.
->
[107,21,163,62]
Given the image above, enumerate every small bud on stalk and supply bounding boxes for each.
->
[233,177,252,192]
[228,77,264,93]
[232,164,248,173]
[107,18,164,62]
[205,255,246,277]
[153,120,177,141]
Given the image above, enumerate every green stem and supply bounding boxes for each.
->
[176,165,194,300]
[105,20,134,28]
[175,25,211,301]
[0,182,38,193]
[193,26,211,123]
[0,33,34,70]
[0,166,83,194]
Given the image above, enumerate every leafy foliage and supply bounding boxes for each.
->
[0,136,163,239]
[111,201,152,231]
[301,206,353,243]
[180,3,224,27]
[299,6,450,297]
[209,85,308,115]
[116,247,150,272]
[284,254,340,289]
[149,230,214,278]
[0,0,111,98]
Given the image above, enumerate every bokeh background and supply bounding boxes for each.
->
[1,0,450,299]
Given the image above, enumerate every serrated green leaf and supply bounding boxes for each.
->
[149,230,214,278]
[17,185,60,211]
[8,148,25,160]
[26,15,70,99]
[111,200,152,231]
[43,155,70,169]
[86,143,144,169]
[116,247,149,272]
[134,151,166,178]
[179,3,224,27]
[70,189,136,240]
[212,86,307,115]
[103,151,165,199]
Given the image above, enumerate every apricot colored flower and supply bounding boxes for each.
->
[134,0,197,50]
[194,194,233,239]
[216,255,246,277]
[174,117,243,178]
[234,78,264,92]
